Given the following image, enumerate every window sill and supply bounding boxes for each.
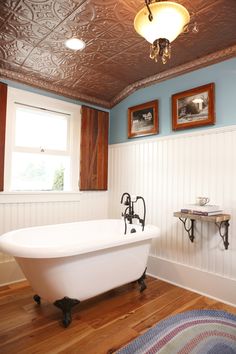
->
[0,191,84,203]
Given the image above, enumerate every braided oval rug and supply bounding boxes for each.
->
[117,310,236,354]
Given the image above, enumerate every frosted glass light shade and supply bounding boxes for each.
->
[134,1,190,44]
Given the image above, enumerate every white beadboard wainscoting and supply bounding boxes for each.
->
[108,125,236,306]
[0,191,108,285]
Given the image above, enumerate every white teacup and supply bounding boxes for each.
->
[196,197,210,206]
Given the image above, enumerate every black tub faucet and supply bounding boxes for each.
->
[120,192,133,223]
[120,193,146,234]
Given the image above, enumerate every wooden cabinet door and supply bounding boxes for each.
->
[0,82,7,191]
[80,106,109,190]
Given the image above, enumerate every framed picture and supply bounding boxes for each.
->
[128,100,158,138]
[172,83,215,130]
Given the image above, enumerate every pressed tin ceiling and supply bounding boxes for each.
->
[0,0,236,108]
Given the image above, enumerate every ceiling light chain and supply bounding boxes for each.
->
[145,0,154,21]
[145,0,170,21]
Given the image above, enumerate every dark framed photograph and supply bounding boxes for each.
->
[128,100,158,138]
[172,83,215,130]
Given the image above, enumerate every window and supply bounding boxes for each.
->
[12,105,70,191]
[4,88,80,192]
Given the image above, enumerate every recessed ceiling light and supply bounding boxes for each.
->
[65,38,86,51]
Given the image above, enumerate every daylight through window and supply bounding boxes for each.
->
[11,104,71,191]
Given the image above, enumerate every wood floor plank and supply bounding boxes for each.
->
[207,301,236,315]
[0,285,9,292]
[59,324,137,354]
[133,290,202,334]
[77,279,175,329]
[0,277,235,354]
[1,320,94,354]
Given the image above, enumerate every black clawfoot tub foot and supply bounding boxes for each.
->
[137,267,147,293]
[33,294,41,305]
[54,296,80,328]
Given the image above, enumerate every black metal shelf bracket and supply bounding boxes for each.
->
[175,212,230,250]
[179,217,195,242]
[215,220,230,250]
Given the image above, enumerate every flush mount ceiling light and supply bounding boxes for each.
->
[65,38,86,51]
[134,1,197,64]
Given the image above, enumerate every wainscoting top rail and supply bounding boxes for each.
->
[110,124,236,148]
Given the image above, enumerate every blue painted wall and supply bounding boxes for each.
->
[109,58,236,144]
[1,78,109,112]
[3,57,236,142]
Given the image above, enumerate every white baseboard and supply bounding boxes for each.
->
[0,260,25,286]
[147,255,236,307]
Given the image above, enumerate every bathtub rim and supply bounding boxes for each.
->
[0,219,160,259]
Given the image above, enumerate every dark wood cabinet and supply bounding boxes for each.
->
[80,106,109,190]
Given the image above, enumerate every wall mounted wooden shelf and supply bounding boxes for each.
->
[173,212,231,250]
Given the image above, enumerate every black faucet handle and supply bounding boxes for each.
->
[124,197,130,206]
[121,192,131,205]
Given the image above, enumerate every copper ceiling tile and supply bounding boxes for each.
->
[0,0,235,107]
[17,0,73,30]
[1,13,50,46]
[0,38,34,65]
[0,0,21,14]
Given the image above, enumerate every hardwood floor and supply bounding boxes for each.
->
[0,277,235,354]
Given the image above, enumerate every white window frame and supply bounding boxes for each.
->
[4,87,81,195]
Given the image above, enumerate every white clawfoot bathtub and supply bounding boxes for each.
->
[0,219,159,326]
